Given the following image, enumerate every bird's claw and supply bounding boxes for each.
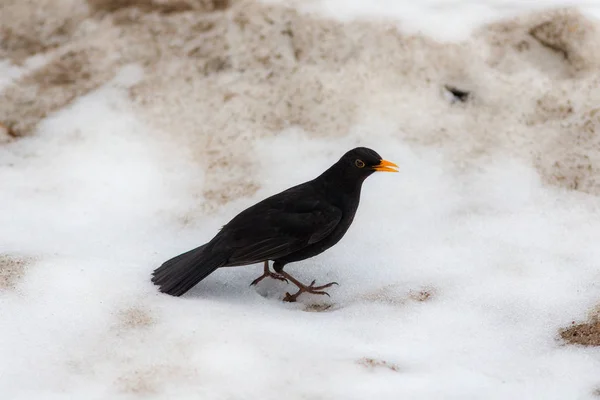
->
[283,289,331,302]
[249,276,263,286]
[273,274,289,284]
[283,292,295,302]
[308,281,338,291]
[282,279,338,302]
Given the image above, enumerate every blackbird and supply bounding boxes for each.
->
[151,147,398,302]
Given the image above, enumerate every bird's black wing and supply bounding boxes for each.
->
[215,195,342,265]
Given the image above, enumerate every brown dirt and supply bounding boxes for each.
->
[88,0,192,14]
[303,303,335,312]
[117,306,156,329]
[116,364,189,394]
[361,285,436,305]
[0,254,30,290]
[356,357,401,372]
[87,0,230,15]
[0,0,89,63]
[408,288,435,302]
[0,122,16,142]
[527,9,597,73]
[1,47,116,137]
[560,319,600,346]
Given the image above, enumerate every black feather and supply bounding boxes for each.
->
[151,244,228,296]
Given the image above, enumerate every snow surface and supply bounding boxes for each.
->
[267,0,600,40]
[2,1,600,399]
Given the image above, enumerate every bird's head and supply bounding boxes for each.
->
[338,147,399,178]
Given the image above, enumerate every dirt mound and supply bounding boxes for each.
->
[561,319,600,346]
[3,3,600,207]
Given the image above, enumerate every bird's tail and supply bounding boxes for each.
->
[151,243,228,296]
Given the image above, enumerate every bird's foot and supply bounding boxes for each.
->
[250,261,289,286]
[250,271,289,286]
[283,279,339,303]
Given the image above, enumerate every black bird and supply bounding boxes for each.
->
[151,147,398,302]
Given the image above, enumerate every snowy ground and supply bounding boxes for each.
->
[3,0,600,399]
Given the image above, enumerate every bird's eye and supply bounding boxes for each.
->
[355,159,365,168]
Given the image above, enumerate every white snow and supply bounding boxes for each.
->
[2,1,600,399]
[0,61,23,92]
[266,0,600,40]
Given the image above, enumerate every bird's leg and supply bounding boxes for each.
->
[250,261,289,286]
[277,271,339,303]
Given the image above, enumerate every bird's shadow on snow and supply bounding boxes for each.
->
[178,265,340,312]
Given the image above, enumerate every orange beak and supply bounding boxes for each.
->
[373,159,399,173]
